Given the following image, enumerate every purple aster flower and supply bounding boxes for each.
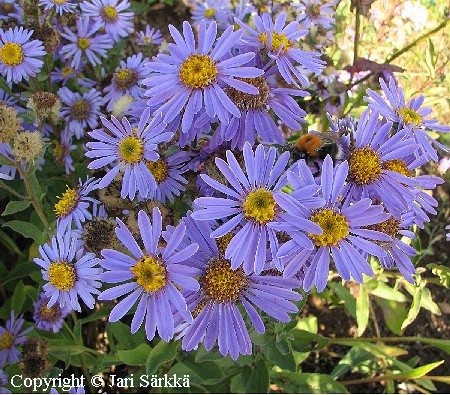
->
[80,0,134,42]
[0,369,9,394]
[191,0,231,28]
[86,108,173,200]
[277,156,392,292]
[0,1,23,21]
[51,64,80,86]
[53,127,77,174]
[54,176,100,232]
[58,87,103,136]
[146,149,192,203]
[50,387,85,394]
[104,53,151,111]
[34,229,102,312]
[0,27,45,84]
[191,142,303,274]
[39,0,77,14]
[235,12,325,87]
[365,77,450,161]
[60,16,113,69]
[136,25,163,46]
[174,214,302,360]
[217,73,308,149]
[0,311,32,367]
[342,109,424,217]
[143,20,263,134]
[33,292,71,333]
[98,208,200,341]
[0,143,16,181]
[291,0,337,30]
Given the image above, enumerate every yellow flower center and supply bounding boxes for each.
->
[204,8,216,18]
[130,256,167,293]
[216,233,235,255]
[61,66,74,77]
[0,331,14,350]
[143,36,153,44]
[200,257,249,303]
[114,68,139,91]
[102,5,118,22]
[146,158,168,183]
[306,4,321,17]
[309,209,349,247]
[53,0,67,4]
[54,186,80,217]
[243,188,277,224]
[368,217,401,238]
[383,159,412,178]
[70,100,90,120]
[0,42,24,66]
[398,108,422,126]
[119,136,143,163]
[179,54,218,89]
[348,146,382,185]
[38,303,61,323]
[77,38,90,50]
[192,299,207,318]
[259,31,292,53]
[48,261,77,291]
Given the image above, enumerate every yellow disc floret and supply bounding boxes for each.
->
[200,257,249,303]
[119,136,143,163]
[77,38,90,50]
[348,146,382,185]
[179,54,218,89]
[131,256,167,293]
[309,209,349,247]
[204,8,216,18]
[398,108,422,126]
[383,159,413,178]
[101,5,118,22]
[243,188,276,224]
[0,42,24,66]
[146,158,168,184]
[54,186,79,217]
[259,31,292,53]
[216,232,235,255]
[0,331,14,350]
[48,261,77,291]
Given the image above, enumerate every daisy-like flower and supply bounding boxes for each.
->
[86,108,173,200]
[175,214,301,360]
[276,156,391,292]
[191,0,231,28]
[33,292,71,333]
[58,87,103,136]
[51,64,79,86]
[235,12,325,87]
[53,127,77,174]
[80,0,134,42]
[60,16,113,69]
[54,177,100,232]
[365,77,450,161]
[104,53,151,111]
[0,1,23,21]
[39,0,77,14]
[34,230,102,312]
[342,109,424,217]
[192,142,305,274]
[217,74,308,149]
[136,25,164,46]
[0,369,8,393]
[146,149,192,203]
[291,0,337,30]
[98,208,200,341]
[0,311,32,367]
[0,27,45,84]
[144,20,263,134]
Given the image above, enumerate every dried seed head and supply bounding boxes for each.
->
[27,92,61,120]
[11,131,44,163]
[0,104,22,142]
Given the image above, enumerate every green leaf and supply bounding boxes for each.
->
[264,341,296,372]
[401,286,422,330]
[11,280,26,312]
[167,359,225,387]
[271,372,348,394]
[146,341,177,375]
[1,200,31,216]
[427,263,450,288]
[329,282,356,318]
[414,338,450,355]
[117,344,151,366]
[0,229,24,256]
[386,360,444,380]
[245,360,269,394]
[290,329,329,352]
[330,346,375,379]
[373,297,407,335]
[110,321,145,349]
[370,282,408,302]
[356,284,369,336]
[2,220,45,243]
[420,287,441,315]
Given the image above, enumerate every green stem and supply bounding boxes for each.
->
[347,17,450,89]
[15,163,50,229]
[340,373,448,386]
[353,0,361,64]
[0,180,27,200]
[330,336,435,344]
